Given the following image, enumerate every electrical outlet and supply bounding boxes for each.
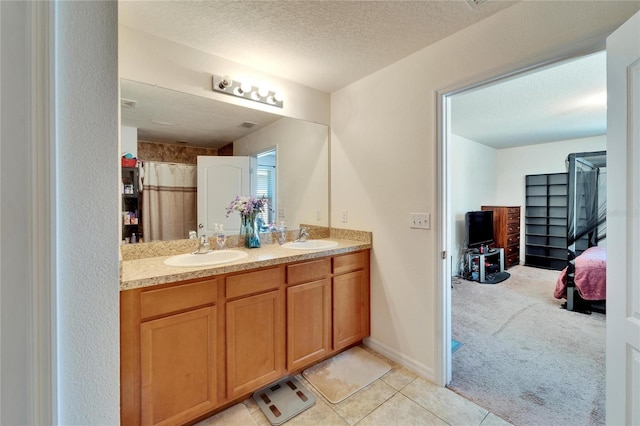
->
[341,210,348,223]
[316,210,321,221]
[278,208,285,218]
[410,213,431,229]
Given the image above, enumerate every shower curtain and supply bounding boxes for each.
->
[142,161,197,241]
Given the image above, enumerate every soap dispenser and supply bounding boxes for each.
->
[216,224,226,250]
[278,221,287,245]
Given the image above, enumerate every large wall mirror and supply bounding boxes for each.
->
[120,79,329,242]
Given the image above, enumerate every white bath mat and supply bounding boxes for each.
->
[302,346,391,404]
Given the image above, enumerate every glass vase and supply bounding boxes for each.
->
[241,214,261,248]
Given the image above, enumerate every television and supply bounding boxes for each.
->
[465,210,494,249]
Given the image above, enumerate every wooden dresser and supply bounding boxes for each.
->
[481,206,520,268]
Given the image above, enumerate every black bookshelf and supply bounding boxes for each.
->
[524,173,568,271]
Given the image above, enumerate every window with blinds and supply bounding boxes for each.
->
[257,165,275,225]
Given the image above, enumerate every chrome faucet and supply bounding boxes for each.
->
[193,235,210,254]
[295,226,309,242]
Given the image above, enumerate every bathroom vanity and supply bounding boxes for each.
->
[120,238,370,426]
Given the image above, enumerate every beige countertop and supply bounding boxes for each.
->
[120,239,371,291]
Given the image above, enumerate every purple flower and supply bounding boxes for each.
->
[226,195,268,218]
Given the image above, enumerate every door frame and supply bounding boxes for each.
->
[436,36,609,386]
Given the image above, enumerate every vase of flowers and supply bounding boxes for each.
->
[226,195,267,248]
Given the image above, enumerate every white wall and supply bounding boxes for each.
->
[234,118,329,228]
[496,135,606,261]
[495,135,606,205]
[1,1,121,423]
[451,134,497,275]
[121,125,138,157]
[56,2,120,423]
[331,1,638,381]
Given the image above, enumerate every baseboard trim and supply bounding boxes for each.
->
[363,337,436,384]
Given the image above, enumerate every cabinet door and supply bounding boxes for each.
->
[140,306,217,426]
[226,290,284,399]
[333,270,368,350]
[287,279,331,370]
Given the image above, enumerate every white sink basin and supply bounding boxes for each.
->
[163,249,248,267]
[281,240,339,250]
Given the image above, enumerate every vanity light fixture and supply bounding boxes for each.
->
[212,74,284,108]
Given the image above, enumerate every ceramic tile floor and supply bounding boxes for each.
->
[196,345,513,426]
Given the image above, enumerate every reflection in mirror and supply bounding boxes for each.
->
[256,149,277,230]
[120,79,329,242]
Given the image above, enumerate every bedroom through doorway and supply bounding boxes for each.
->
[442,50,608,425]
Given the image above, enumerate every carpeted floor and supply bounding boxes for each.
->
[449,265,606,426]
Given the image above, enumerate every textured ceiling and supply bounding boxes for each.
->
[118,0,517,93]
[451,51,607,148]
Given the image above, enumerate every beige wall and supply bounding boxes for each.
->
[234,117,330,228]
[451,134,497,275]
[331,1,638,381]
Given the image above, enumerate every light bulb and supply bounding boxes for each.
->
[258,87,269,98]
[274,92,284,102]
[240,82,253,93]
[217,76,232,90]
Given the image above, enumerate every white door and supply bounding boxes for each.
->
[606,11,640,426]
[197,156,251,235]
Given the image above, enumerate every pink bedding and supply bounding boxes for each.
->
[555,246,606,301]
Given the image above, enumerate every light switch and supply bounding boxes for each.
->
[341,210,348,223]
[410,213,430,229]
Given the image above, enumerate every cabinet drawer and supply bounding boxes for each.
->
[507,234,520,246]
[507,214,520,223]
[507,207,520,214]
[506,253,519,266]
[505,245,519,256]
[507,224,520,235]
[333,251,366,275]
[287,258,331,285]
[141,279,217,320]
[226,267,281,299]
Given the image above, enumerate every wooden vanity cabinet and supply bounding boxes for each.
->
[140,307,217,426]
[225,267,285,399]
[121,278,219,426]
[285,251,370,369]
[286,258,332,370]
[120,249,370,426]
[333,251,370,350]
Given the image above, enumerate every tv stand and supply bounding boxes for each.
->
[467,248,504,283]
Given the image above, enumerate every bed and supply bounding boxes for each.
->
[557,151,606,314]
[554,246,606,302]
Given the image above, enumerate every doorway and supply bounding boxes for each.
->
[438,48,608,423]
